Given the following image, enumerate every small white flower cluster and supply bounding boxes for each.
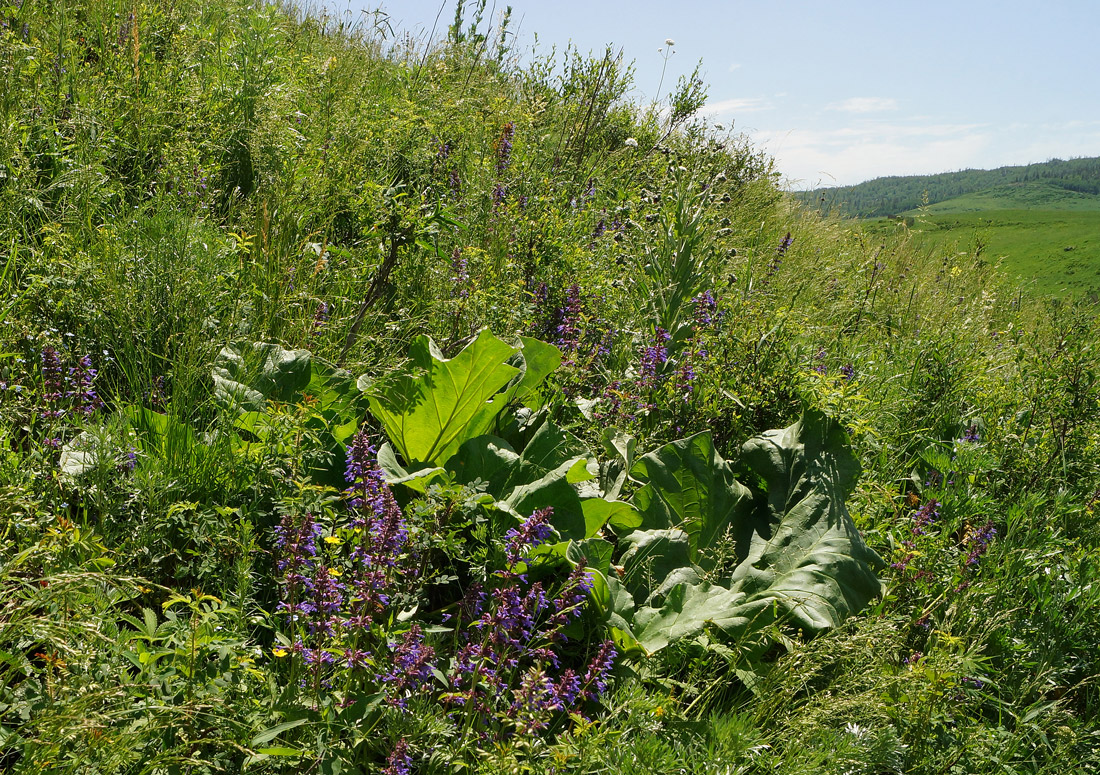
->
[624,137,638,148]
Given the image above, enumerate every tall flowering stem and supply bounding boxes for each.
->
[494,121,515,175]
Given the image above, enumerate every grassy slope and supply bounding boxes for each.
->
[796,157,1100,217]
[0,2,1098,774]
[860,183,1100,297]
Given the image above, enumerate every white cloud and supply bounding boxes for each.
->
[748,120,993,188]
[728,62,742,72]
[826,97,900,114]
[704,97,774,117]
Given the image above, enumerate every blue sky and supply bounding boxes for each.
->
[327,0,1100,188]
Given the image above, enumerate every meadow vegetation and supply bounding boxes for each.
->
[0,1,1098,773]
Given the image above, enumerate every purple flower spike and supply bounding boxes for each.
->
[964,521,996,566]
[384,625,436,708]
[495,121,515,175]
[692,291,718,328]
[451,247,470,300]
[638,327,670,388]
[582,640,617,700]
[555,284,583,361]
[383,738,412,775]
[506,507,555,567]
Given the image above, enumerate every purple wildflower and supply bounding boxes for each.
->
[692,291,718,328]
[384,624,436,708]
[40,346,64,419]
[554,669,581,706]
[344,430,385,516]
[451,247,470,300]
[547,559,592,632]
[343,647,370,670]
[274,511,322,626]
[767,232,793,279]
[311,302,330,335]
[961,424,980,443]
[505,507,555,567]
[840,363,855,381]
[495,121,515,175]
[963,521,996,566]
[581,640,616,700]
[638,327,671,388]
[674,356,697,401]
[776,231,793,257]
[383,738,412,775]
[309,566,345,637]
[510,668,558,734]
[555,285,583,362]
[911,498,940,536]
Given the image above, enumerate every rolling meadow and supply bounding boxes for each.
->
[0,1,1098,773]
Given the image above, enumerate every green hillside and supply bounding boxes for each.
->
[917,181,1100,213]
[857,183,1100,297]
[797,157,1100,218]
[865,208,1100,297]
[1,2,1099,774]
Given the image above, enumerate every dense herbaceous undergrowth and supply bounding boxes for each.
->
[1,1,1098,773]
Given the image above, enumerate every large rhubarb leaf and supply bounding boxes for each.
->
[624,411,882,654]
[725,409,882,633]
[212,342,312,412]
[364,329,520,466]
[629,432,754,567]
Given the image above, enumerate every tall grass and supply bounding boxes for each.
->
[0,1,1097,772]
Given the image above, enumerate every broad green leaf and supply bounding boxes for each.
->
[566,538,615,576]
[633,581,751,653]
[617,528,696,605]
[581,498,642,536]
[620,412,882,654]
[303,359,359,414]
[515,336,563,406]
[488,418,593,494]
[212,342,312,411]
[505,459,588,540]
[600,428,637,500]
[486,336,562,416]
[365,329,520,466]
[629,432,754,565]
[377,442,446,493]
[446,435,521,491]
[727,409,882,634]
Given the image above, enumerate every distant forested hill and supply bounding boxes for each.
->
[796,156,1100,218]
